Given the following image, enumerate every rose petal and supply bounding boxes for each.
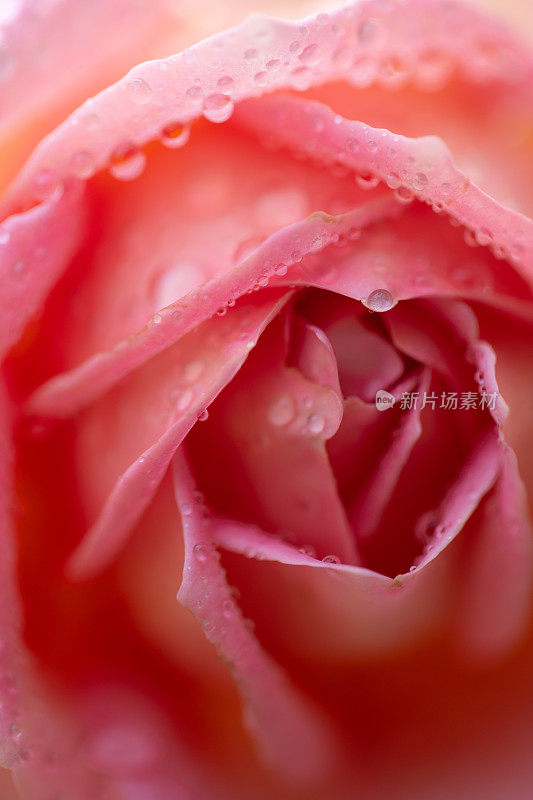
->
[187,313,359,565]
[455,444,533,660]
[235,94,533,280]
[0,183,84,358]
[67,290,290,580]
[5,0,530,213]
[26,194,401,418]
[172,450,341,784]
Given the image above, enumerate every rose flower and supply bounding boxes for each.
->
[0,0,532,798]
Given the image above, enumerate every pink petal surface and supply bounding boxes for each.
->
[0,380,23,767]
[25,194,401,418]
[235,94,533,279]
[172,450,341,784]
[212,433,503,661]
[3,0,531,213]
[290,316,342,397]
[67,290,290,580]
[0,184,85,358]
[386,297,509,427]
[187,314,359,565]
[455,445,533,660]
[213,516,451,659]
[349,369,430,539]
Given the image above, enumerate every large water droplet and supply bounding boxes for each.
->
[202,93,234,123]
[364,288,396,312]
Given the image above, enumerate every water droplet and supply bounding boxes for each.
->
[266,59,280,71]
[109,145,146,181]
[274,264,288,276]
[364,288,396,312]
[32,170,62,201]
[70,150,95,179]
[181,503,192,516]
[253,71,268,86]
[268,395,295,426]
[463,228,479,248]
[298,544,317,558]
[356,172,380,190]
[386,172,401,189]
[0,229,10,245]
[222,599,235,618]
[176,389,193,412]
[186,85,203,104]
[183,361,204,383]
[366,139,377,152]
[414,172,429,190]
[193,544,209,562]
[322,554,340,564]
[202,93,234,123]
[358,17,381,43]
[308,413,325,435]
[126,77,152,104]
[152,313,162,324]
[197,409,209,422]
[244,48,258,60]
[475,227,493,246]
[160,121,190,148]
[395,186,414,204]
[217,75,234,89]
[299,43,320,65]
[9,724,21,740]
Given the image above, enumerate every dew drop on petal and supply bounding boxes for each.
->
[183,360,204,383]
[70,150,96,179]
[109,146,146,181]
[395,186,414,204]
[307,413,325,435]
[126,77,152,104]
[176,389,193,412]
[364,288,396,312]
[160,122,191,149]
[299,43,320,65]
[414,172,429,189]
[268,395,295,426]
[32,169,62,201]
[322,554,340,564]
[202,93,234,123]
[193,543,209,562]
[217,75,234,89]
[356,172,380,190]
[197,409,209,422]
[186,85,203,103]
[386,172,401,189]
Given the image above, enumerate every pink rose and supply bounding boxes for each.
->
[1,1,532,798]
